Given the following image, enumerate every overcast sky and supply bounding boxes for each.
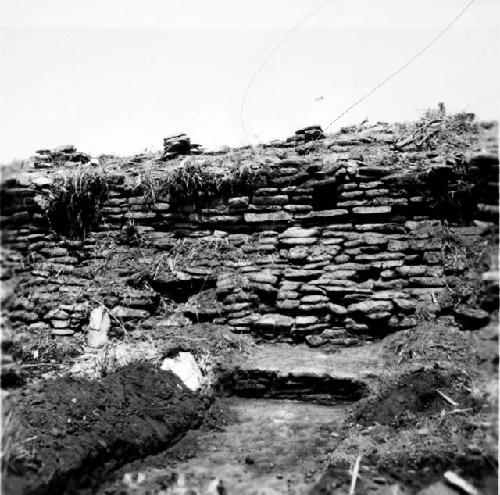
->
[1,0,498,162]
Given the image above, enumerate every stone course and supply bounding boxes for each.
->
[1,126,498,352]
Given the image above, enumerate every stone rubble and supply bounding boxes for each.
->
[162,133,203,160]
[32,145,90,169]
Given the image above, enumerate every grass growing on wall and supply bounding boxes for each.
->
[47,166,109,238]
[46,152,272,238]
[163,160,269,207]
[134,154,272,210]
[396,110,478,151]
[437,225,496,310]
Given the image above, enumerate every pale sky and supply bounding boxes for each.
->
[1,0,499,162]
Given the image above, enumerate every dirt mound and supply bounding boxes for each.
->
[3,363,207,495]
[353,367,478,427]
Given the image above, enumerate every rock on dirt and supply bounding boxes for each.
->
[3,363,207,495]
[453,306,490,330]
[160,352,203,391]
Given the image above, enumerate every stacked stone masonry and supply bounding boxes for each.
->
[1,143,498,348]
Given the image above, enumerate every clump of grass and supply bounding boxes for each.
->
[1,409,22,473]
[46,165,109,238]
[132,161,159,204]
[117,220,144,247]
[1,407,36,475]
[11,327,84,365]
[159,159,269,210]
[128,150,273,210]
[435,225,493,309]
[396,109,477,151]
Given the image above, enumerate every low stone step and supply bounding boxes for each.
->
[220,343,384,404]
[227,369,366,404]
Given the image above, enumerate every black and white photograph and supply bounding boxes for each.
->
[0,1,499,493]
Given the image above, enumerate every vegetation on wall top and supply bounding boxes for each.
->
[46,166,108,239]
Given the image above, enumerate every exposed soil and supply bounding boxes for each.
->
[97,398,349,494]
[4,319,497,495]
[311,320,498,494]
[352,367,478,427]
[2,363,207,495]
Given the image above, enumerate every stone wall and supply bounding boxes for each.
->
[1,142,498,348]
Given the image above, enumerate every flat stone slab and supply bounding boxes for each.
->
[303,209,349,220]
[352,206,392,215]
[244,211,291,223]
[233,342,385,381]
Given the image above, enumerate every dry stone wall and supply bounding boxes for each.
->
[1,141,498,348]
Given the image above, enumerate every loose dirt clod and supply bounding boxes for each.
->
[352,367,478,427]
[3,363,207,495]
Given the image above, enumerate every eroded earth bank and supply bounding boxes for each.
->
[1,113,498,494]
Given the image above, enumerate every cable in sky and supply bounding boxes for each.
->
[323,0,476,132]
[239,0,332,145]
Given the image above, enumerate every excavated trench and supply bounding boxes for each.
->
[99,398,351,494]
[4,344,376,495]
[92,343,382,494]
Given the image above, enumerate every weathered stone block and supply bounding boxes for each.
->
[284,204,313,213]
[152,202,171,212]
[300,284,326,295]
[254,314,294,332]
[339,190,364,200]
[110,306,150,319]
[396,265,428,277]
[253,195,288,206]
[300,294,329,304]
[357,166,391,177]
[454,306,489,329]
[124,212,156,220]
[303,209,349,221]
[373,279,407,290]
[320,238,344,246]
[295,315,319,326]
[355,252,404,262]
[277,290,300,300]
[247,271,278,285]
[361,233,388,246]
[365,189,389,197]
[352,206,391,216]
[228,196,249,209]
[298,303,329,312]
[284,269,324,281]
[347,300,393,315]
[387,239,409,252]
[329,303,348,317]
[373,259,404,269]
[277,300,300,311]
[280,237,317,246]
[394,298,416,313]
[337,200,369,208]
[244,211,291,223]
[249,282,278,296]
[280,227,319,238]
